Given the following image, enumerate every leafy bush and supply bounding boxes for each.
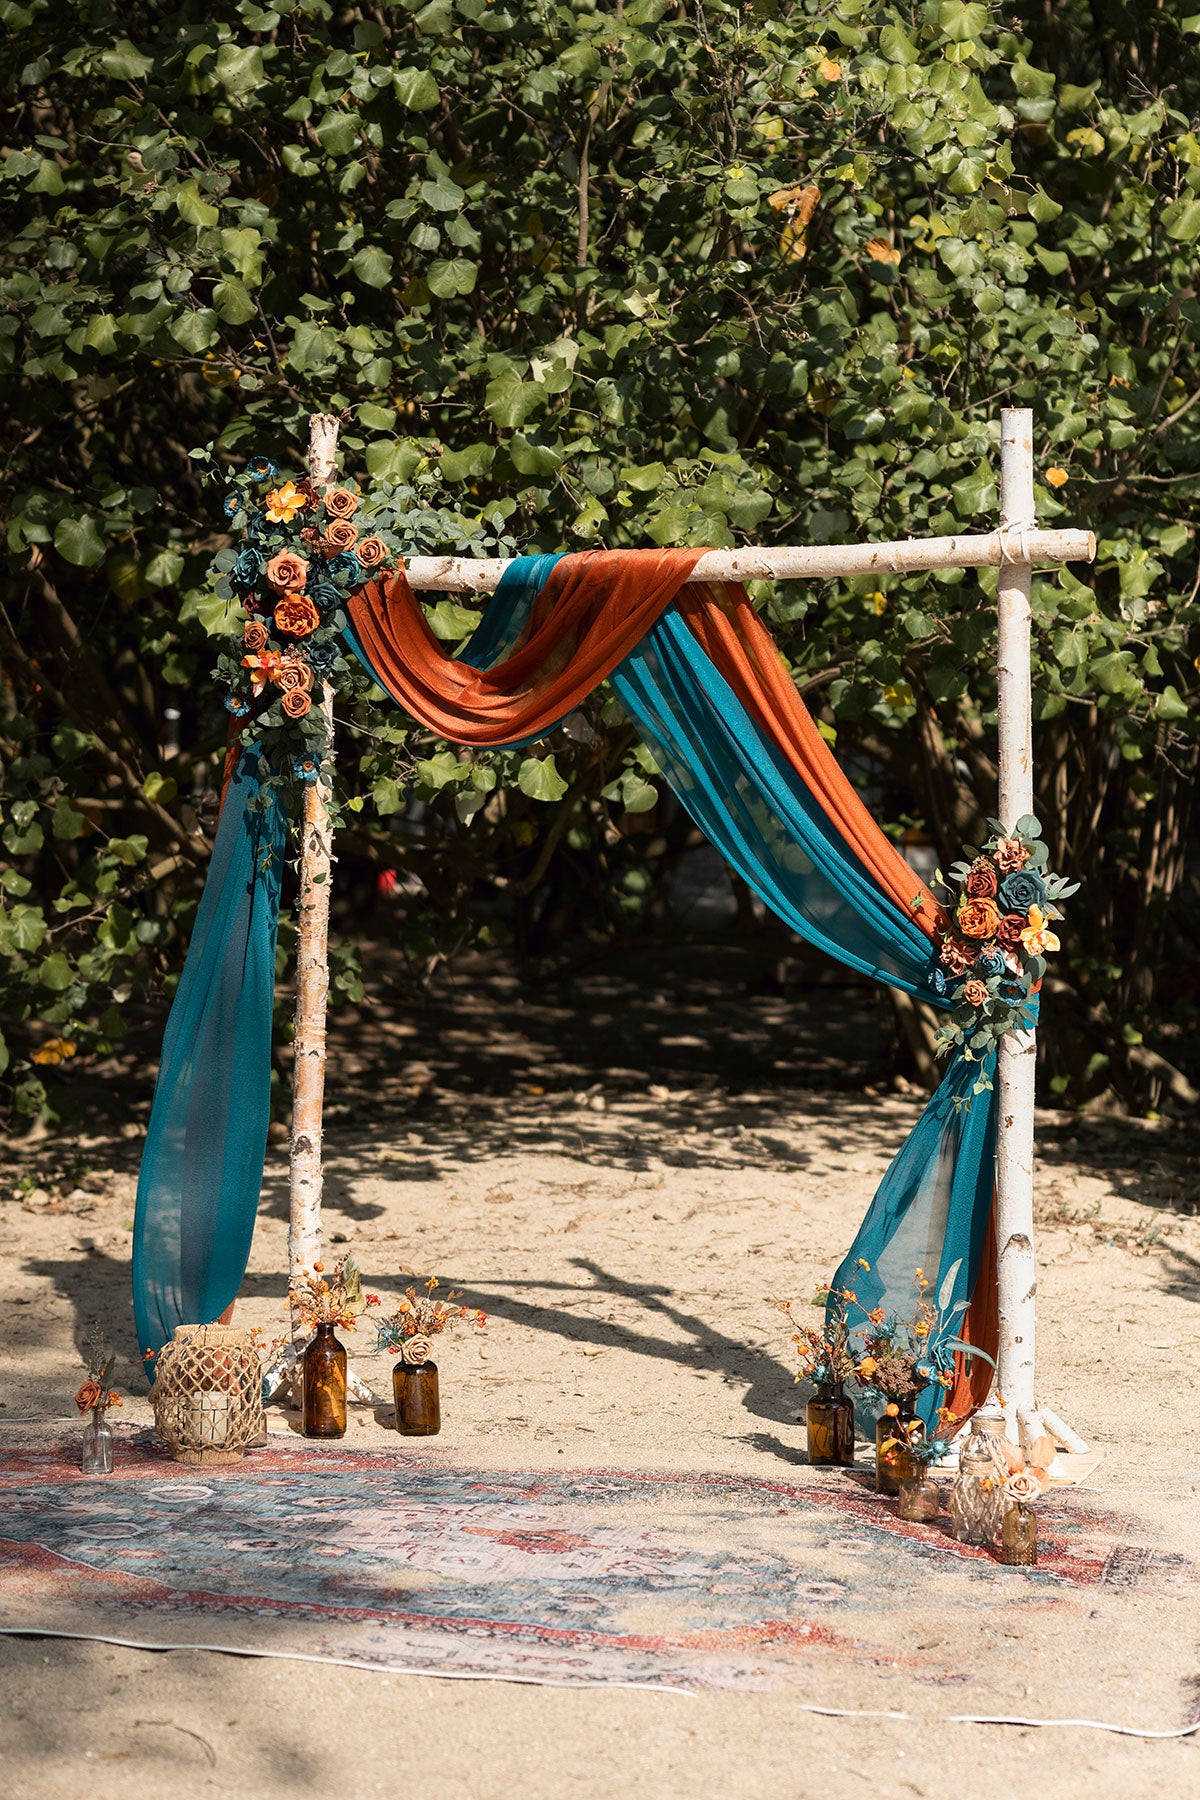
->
[1,0,1197,1121]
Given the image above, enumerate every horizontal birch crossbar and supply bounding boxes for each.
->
[402,527,1095,591]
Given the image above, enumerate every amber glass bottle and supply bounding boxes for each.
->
[394,1359,440,1436]
[806,1380,855,1466]
[999,1500,1038,1566]
[303,1322,347,1438]
[875,1398,922,1495]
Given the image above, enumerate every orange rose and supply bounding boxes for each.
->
[273,593,320,638]
[962,979,988,1007]
[266,551,308,592]
[281,688,312,719]
[957,896,1001,939]
[75,1380,102,1414]
[243,620,269,653]
[275,659,314,695]
[355,535,388,568]
[322,518,359,554]
[323,486,359,520]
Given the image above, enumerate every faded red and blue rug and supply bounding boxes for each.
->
[0,1429,1192,1696]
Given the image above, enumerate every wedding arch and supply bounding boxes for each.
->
[132,408,1093,1454]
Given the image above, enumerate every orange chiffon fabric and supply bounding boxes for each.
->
[947,1197,1000,1422]
[348,547,705,745]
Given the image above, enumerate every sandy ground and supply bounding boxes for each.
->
[2,953,1199,1798]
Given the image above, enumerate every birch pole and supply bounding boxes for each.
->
[287,412,339,1340]
[994,409,1041,1443]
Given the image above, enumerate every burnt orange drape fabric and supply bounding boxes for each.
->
[676,581,946,941]
[947,1195,1000,1423]
[348,547,706,745]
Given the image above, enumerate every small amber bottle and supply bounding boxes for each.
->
[394,1359,440,1436]
[875,1400,922,1495]
[999,1500,1038,1566]
[806,1380,855,1466]
[303,1322,347,1438]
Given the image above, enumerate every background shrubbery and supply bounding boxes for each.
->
[1,0,1197,1124]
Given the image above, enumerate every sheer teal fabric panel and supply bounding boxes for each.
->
[610,614,938,998]
[830,1048,998,1430]
[132,746,285,1366]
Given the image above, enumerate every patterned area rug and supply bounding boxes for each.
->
[0,1428,1193,1696]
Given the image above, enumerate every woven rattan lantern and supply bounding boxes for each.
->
[151,1324,266,1467]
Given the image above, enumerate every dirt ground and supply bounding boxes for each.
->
[2,947,1199,1798]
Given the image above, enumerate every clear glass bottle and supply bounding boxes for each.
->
[303,1322,347,1438]
[806,1380,855,1466]
[82,1407,114,1475]
[948,1419,1005,1546]
[875,1398,921,1495]
[393,1359,440,1436]
[897,1470,941,1522]
[1000,1500,1038,1566]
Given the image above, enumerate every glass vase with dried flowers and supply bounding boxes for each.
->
[290,1256,379,1439]
[76,1324,121,1475]
[948,1416,1007,1546]
[375,1278,487,1437]
[779,1291,856,1467]
[852,1262,995,1496]
[887,1406,963,1523]
[995,1428,1055,1566]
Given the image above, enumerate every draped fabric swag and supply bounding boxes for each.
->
[134,551,1000,1424]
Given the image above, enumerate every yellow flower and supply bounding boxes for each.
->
[1045,466,1069,488]
[1020,904,1061,956]
[32,1037,76,1066]
[264,481,308,523]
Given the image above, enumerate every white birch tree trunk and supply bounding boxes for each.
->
[995,408,1039,1438]
[287,414,339,1343]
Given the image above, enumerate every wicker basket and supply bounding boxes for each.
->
[151,1324,266,1467]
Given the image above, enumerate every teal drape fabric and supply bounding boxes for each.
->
[132,745,284,1364]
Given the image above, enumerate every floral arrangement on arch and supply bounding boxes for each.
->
[210,460,403,784]
[205,451,513,794]
[375,1277,487,1367]
[927,814,1078,1070]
